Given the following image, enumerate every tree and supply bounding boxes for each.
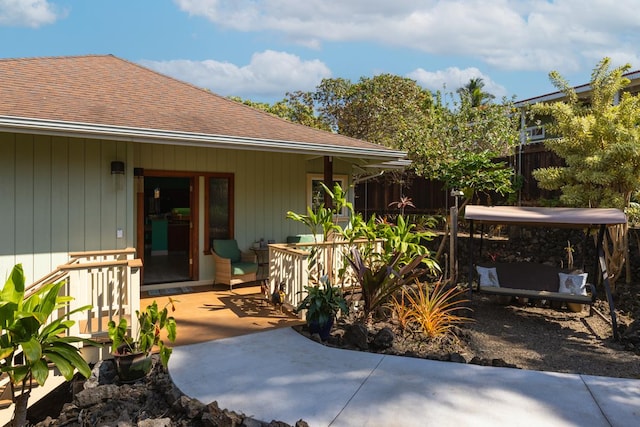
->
[1,264,93,427]
[233,74,433,150]
[407,92,519,202]
[531,58,640,209]
[406,93,520,265]
[228,95,330,131]
[457,78,495,107]
[312,74,433,150]
[530,57,640,288]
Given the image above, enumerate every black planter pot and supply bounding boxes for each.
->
[308,317,334,341]
[112,352,152,382]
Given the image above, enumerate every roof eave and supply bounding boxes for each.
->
[0,116,407,162]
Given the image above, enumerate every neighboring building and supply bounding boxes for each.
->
[0,55,406,288]
[515,69,640,146]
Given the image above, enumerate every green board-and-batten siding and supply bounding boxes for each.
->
[1,131,353,284]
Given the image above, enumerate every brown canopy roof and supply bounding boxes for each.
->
[464,205,627,227]
[0,55,406,161]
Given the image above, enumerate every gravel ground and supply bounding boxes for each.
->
[321,293,640,380]
[464,295,640,379]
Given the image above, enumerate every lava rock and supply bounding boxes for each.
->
[449,353,467,363]
[344,323,369,350]
[373,327,395,349]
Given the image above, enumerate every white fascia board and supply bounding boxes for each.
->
[515,70,640,108]
[0,116,406,162]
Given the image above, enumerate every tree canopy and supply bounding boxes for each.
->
[311,74,434,150]
[406,92,520,201]
[231,74,519,202]
[531,57,640,209]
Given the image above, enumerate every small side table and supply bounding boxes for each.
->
[252,247,269,283]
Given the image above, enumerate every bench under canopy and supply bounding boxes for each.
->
[464,205,627,339]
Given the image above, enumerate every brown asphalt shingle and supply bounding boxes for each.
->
[0,54,398,153]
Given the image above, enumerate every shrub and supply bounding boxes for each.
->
[394,281,472,338]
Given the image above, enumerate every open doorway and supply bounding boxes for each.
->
[141,175,194,285]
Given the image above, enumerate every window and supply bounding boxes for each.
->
[307,174,348,218]
[205,174,234,252]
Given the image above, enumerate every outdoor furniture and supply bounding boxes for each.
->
[475,262,596,309]
[465,205,627,339]
[212,239,258,290]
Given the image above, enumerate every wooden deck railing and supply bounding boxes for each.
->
[25,248,142,341]
[268,239,383,310]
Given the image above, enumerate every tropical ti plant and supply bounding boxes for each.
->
[108,299,177,368]
[0,264,93,427]
[347,248,427,323]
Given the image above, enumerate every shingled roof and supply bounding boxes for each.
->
[0,55,405,161]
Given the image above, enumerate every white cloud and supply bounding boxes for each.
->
[408,67,507,99]
[139,50,331,99]
[173,0,640,73]
[0,0,63,28]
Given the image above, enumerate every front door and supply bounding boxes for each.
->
[137,173,197,285]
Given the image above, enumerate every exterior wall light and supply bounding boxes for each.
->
[111,161,125,175]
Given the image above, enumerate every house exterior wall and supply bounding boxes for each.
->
[0,132,134,282]
[0,131,354,284]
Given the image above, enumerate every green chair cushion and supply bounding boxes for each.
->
[213,239,241,263]
[232,262,259,276]
[286,234,317,244]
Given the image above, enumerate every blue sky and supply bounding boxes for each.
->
[2,0,640,104]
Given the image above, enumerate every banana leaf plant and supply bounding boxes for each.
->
[0,264,93,427]
[347,248,427,322]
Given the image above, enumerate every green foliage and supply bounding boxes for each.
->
[286,182,354,242]
[295,277,348,327]
[1,264,93,426]
[407,91,519,202]
[456,77,495,107]
[108,299,177,367]
[347,248,426,322]
[377,215,439,272]
[286,205,336,243]
[626,202,640,227]
[391,282,472,338]
[315,74,433,150]
[228,95,331,131]
[531,57,640,209]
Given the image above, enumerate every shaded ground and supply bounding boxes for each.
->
[303,291,640,380]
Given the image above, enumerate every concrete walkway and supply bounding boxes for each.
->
[169,328,640,427]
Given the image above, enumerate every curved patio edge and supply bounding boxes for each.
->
[169,327,639,427]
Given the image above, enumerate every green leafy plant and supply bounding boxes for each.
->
[108,299,177,368]
[347,248,426,322]
[295,277,348,329]
[0,264,93,427]
[287,182,357,284]
[399,281,472,338]
[379,214,438,271]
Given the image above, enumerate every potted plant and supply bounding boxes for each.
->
[107,299,177,382]
[295,277,348,341]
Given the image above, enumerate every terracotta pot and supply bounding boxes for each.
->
[112,352,152,382]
